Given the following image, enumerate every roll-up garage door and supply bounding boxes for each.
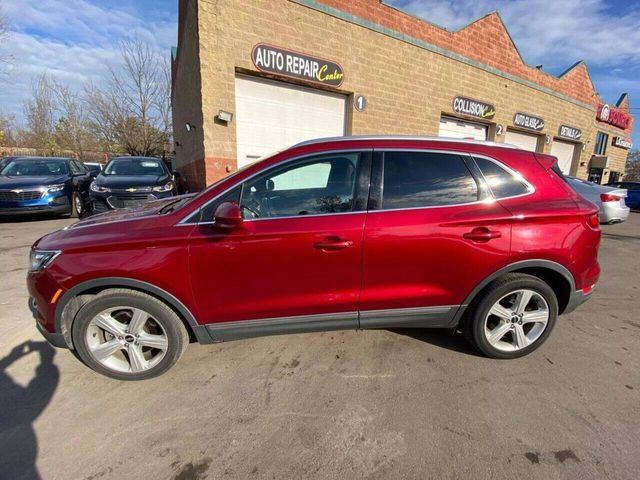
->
[505,130,539,152]
[550,139,577,175]
[234,75,347,168]
[439,117,487,141]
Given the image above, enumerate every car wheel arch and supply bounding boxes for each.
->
[453,259,575,327]
[55,277,209,349]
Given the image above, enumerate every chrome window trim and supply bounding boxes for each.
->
[178,148,370,225]
[470,153,536,201]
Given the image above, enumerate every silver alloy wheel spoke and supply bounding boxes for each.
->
[128,344,148,372]
[489,304,512,320]
[515,290,533,315]
[522,310,548,325]
[128,308,148,335]
[91,338,123,361]
[138,332,168,350]
[487,322,512,346]
[93,313,127,337]
[513,324,530,348]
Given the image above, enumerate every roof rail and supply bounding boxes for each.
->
[292,135,521,150]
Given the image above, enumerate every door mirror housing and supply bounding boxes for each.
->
[213,201,243,230]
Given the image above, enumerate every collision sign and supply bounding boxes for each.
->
[452,96,496,119]
[251,43,344,87]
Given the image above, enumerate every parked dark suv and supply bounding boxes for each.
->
[90,156,176,212]
[28,137,600,380]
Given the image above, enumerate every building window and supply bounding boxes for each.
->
[594,132,608,155]
[608,171,622,184]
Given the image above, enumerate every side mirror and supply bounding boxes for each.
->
[213,201,243,230]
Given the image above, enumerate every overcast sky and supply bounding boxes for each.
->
[0,0,638,145]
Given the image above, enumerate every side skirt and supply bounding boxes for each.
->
[203,306,459,343]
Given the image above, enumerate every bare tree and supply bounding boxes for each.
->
[23,74,56,151]
[51,81,96,158]
[625,150,640,181]
[0,4,12,71]
[86,39,172,157]
[0,110,17,146]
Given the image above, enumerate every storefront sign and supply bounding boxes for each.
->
[597,103,631,129]
[558,124,582,141]
[452,96,496,119]
[251,43,344,87]
[612,136,632,149]
[513,112,545,131]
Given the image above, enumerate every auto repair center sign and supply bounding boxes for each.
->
[252,44,344,87]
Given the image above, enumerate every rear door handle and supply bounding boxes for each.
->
[463,227,502,243]
[313,237,354,251]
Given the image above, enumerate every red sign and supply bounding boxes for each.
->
[596,103,630,129]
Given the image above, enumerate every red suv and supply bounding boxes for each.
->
[28,137,601,380]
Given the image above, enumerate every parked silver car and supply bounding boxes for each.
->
[566,176,629,224]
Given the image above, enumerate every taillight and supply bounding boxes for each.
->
[587,212,600,228]
[600,193,621,202]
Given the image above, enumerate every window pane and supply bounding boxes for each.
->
[240,153,360,218]
[382,152,478,209]
[474,157,530,198]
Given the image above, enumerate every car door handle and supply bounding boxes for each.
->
[463,227,502,243]
[313,237,354,251]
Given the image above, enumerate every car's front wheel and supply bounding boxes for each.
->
[70,192,83,218]
[467,274,558,359]
[72,289,189,380]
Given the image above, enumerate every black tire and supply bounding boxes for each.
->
[71,289,189,380]
[466,273,558,359]
[70,192,82,218]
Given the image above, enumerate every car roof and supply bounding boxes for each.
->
[110,156,162,161]
[292,135,522,151]
[8,156,71,161]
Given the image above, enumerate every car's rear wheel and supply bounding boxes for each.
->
[467,274,558,359]
[70,192,83,218]
[72,289,189,380]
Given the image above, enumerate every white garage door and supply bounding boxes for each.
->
[550,139,576,175]
[439,117,487,141]
[505,130,539,152]
[235,75,347,168]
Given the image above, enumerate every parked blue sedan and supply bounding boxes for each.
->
[0,157,92,217]
[607,181,640,209]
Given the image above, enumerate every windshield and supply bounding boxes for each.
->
[0,159,68,176]
[103,158,166,176]
[86,164,102,175]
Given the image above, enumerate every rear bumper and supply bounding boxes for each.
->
[563,288,594,315]
[600,204,630,224]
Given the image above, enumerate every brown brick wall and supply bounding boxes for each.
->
[173,0,634,186]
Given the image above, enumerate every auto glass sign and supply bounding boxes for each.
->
[251,44,344,87]
[452,96,496,119]
[558,124,582,141]
[513,112,545,131]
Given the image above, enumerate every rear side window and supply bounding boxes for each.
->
[474,157,531,198]
[381,152,478,209]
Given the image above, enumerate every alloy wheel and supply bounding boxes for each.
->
[74,194,83,215]
[85,306,168,373]
[483,289,549,352]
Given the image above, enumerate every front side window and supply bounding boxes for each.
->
[594,132,608,155]
[381,152,478,209]
[69,161,82,175]
[474,157,531,198]
[240,153,360,219]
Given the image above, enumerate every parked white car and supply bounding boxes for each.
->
[566,176,629,224]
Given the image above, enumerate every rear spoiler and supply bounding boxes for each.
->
[534,153,558,170]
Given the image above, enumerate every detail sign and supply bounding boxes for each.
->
[558,124,582,141]
[513,112,545,131]
[612,136,632,149]
[452,96,495,119]
[597,103,631,130]
[251,43,344,87]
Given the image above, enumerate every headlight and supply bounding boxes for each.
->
[153,181,174,193]
[90,181,111,193]
[29,250,61,273]
[47,184,66,193]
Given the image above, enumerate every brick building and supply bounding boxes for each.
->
[171,0,634,191]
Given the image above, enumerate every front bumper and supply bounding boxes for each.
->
[90,189,174,211]
[0,193,71,215]
[29,297,68,348]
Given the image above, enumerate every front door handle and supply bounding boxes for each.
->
[463,227,502,243]
[313,236,354,251]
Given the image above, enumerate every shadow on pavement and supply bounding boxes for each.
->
[0,341,60,480]
[389,328,483,357]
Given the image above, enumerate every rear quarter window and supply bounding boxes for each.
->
[474,157,531,198]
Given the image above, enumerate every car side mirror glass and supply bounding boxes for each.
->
[213,201,243,230]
